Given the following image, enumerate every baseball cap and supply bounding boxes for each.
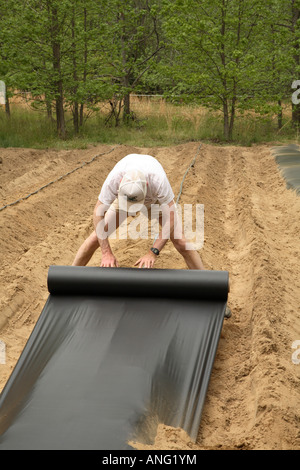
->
[118,170,147,213]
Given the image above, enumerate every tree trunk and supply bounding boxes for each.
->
[123,91,131,123]
[72,7,79,135]
[223,101,230,141]
[80,104,84,127]
[51,5,66,139]
[73,103,79,134]
[220,0,229,140]
[5,95,10,117]
[46,98,53,119]
[229,1,242,143]
[120,11,131,124]
[54,49,66,139]
[55,88,66,138]
[278,100,283,130]
[80,6,87,128]
[229,95,237,141]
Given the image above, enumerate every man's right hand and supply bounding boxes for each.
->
[100,253,119,268]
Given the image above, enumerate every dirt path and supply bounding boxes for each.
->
[0,142,299,450]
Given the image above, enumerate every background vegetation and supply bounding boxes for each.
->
[1,0,300,148]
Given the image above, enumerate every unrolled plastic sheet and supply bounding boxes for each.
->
[0,266,229,450]
[272,144,300,194]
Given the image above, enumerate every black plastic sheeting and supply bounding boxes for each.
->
[272,144,300,194]
[0,266,229,450]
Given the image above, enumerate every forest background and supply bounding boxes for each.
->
[1,0,300,148]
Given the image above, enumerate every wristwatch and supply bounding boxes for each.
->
[150,247,160,256]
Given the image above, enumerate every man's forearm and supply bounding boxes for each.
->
[93,207,113,256]
[152,234,169,253]
[98,230,113,256]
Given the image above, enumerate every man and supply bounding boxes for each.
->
[72,153,205,270]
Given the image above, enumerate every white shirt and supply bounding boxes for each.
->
[99,154,175,207]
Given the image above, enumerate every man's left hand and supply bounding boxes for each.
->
[134,251,157,269]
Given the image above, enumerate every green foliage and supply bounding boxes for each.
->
[0,0,300,142]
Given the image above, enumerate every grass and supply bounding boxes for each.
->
[0,98,298,150]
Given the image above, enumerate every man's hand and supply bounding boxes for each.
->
[101,253,119,268]
[134,251,157,269]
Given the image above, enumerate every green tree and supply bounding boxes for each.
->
[254,0,294,130]
[0,0,112,137]
[272,0,300,127]
[2,0,72,138]
[97,0,163,126]
[0,0,18,116]
[162,0,269,140]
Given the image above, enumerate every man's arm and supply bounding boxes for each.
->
[93,200,119,267]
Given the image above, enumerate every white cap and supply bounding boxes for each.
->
[118,170,147,213]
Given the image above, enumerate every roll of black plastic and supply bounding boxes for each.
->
[0,266,229,450]
[47,265,229,300]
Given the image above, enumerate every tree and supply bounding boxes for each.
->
[1,0,298,140]
[161,0,270,140]
[0,0,110,137]
[0,0,18,116]
[96,0,163,125]
[2,0,71,138]
[253,0,294,130]
[270,0,300,127]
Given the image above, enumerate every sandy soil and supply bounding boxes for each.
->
[0,142,299,450]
